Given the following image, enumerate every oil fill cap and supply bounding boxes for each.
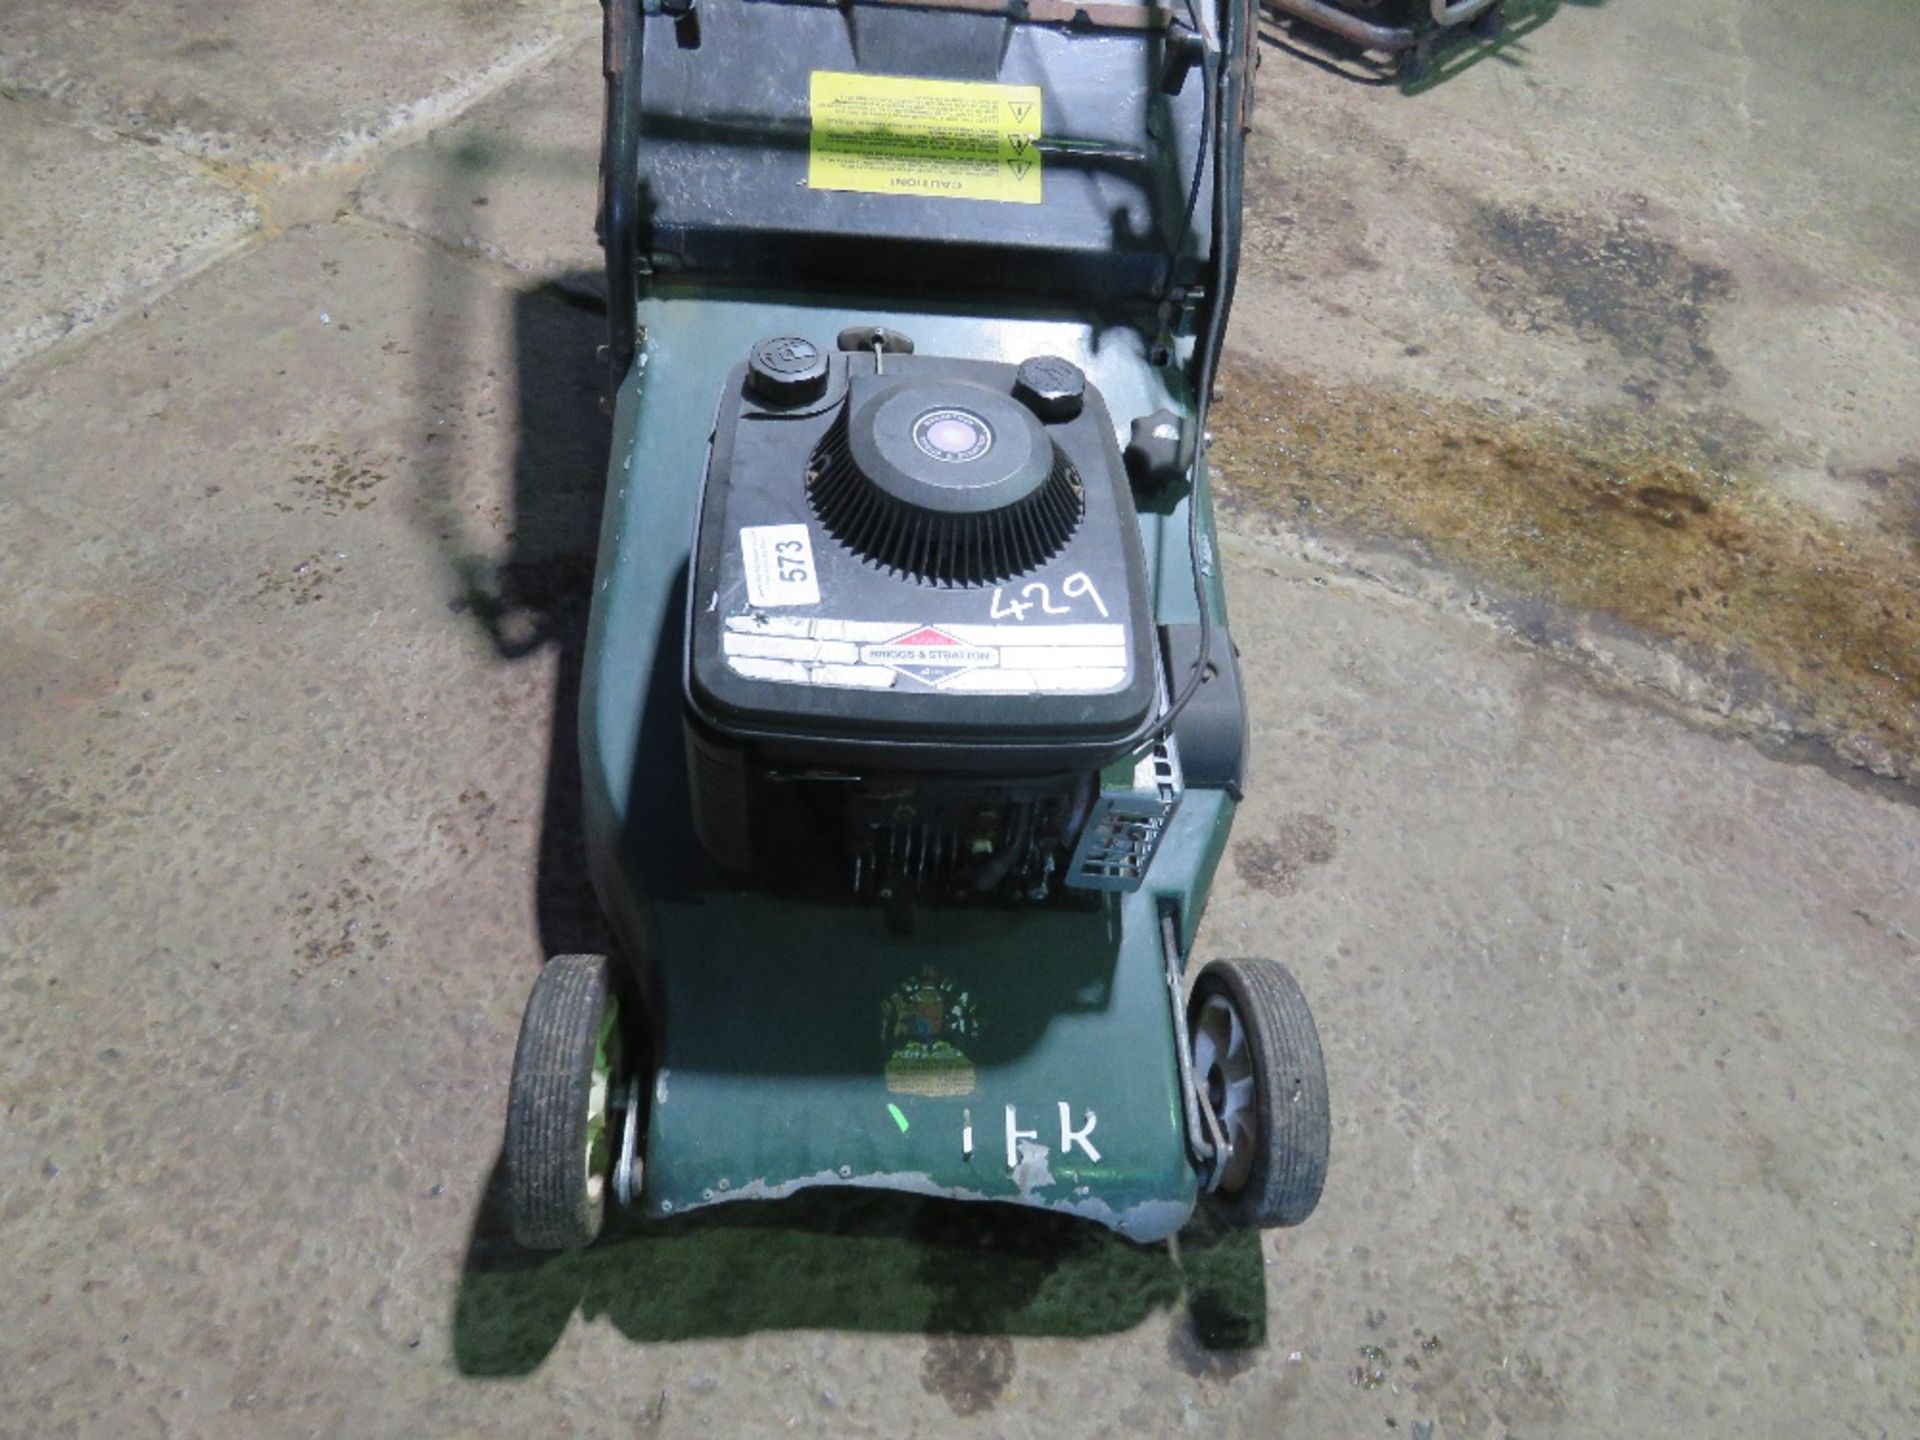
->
[1013,355,1086,422]
[748,335,829,405]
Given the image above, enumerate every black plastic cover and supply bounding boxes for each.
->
[632,0,1213,299]
[686,346,1159,773]
[1160,621,1247,798]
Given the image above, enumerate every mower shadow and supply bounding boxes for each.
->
[419,272,614,962]
[452,1154,1266,1376]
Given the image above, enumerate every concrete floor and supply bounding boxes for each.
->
[1,1,1915,1436]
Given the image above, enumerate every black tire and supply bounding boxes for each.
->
[1188,958,1330,1229]
[506,954,620,1250]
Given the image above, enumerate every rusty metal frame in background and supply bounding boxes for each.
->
[1262,0,1502,72]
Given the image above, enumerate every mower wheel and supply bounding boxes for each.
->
[506,953,622,1250]
[1188,958,1329,1229]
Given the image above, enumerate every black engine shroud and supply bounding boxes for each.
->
[684,336,1166,901]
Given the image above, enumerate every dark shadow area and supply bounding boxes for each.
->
[1258,0,1610,92]
[452,1154,1266,1377]
[403,115,611,964]
[414,263,616,961]
[489,280,614,959]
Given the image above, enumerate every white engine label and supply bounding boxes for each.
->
[739,524,821,609]
[722,615,1128,694]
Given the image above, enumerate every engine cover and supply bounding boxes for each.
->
[685,339,1158,774]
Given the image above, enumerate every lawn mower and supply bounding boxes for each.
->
[503,0,1331,1251]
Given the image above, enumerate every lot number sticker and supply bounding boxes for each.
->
[808,71,1042,205]
[740,524,821,609]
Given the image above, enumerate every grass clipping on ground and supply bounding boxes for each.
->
[1209,356,1920,778]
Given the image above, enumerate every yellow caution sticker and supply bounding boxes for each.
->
[808,71,1042,205]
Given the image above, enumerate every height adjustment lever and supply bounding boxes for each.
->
[836,325,916,356]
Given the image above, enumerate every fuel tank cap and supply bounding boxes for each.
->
[1013,355,1086,422]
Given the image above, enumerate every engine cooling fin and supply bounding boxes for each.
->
[806,398,1084,588]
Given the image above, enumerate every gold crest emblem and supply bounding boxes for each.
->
[881,967,979,1097]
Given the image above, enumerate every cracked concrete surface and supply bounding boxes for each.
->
[0,92,259,374]
[357,37,606,283]
[0,0,591,170]
[0,1,1915,1436]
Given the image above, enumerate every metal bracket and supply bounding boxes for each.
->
[601,0,644,399]
[613,1074,643,1209]
[1163,907,1232,1187]
[1193,1056,1233,1193]
[1067,740,1183,891]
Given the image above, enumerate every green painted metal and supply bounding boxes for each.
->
[579,289,1237,1241]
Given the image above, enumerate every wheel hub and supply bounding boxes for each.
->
[584,995,621,1205]
[1191,992,1258,1194]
